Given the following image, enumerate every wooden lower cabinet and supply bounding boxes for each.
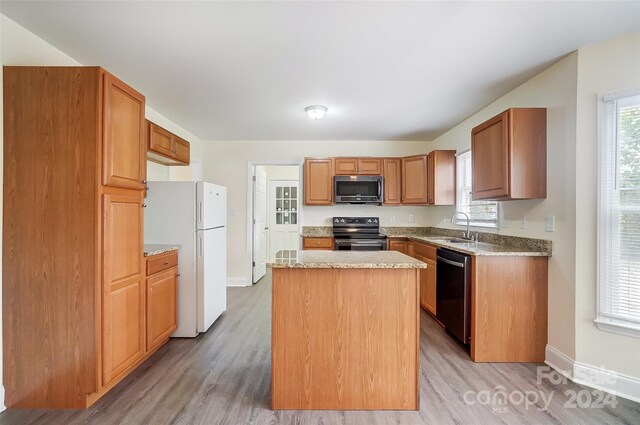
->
[388,239,408,254]
[302,237,334,250]
[406,241,437,315]
[146,263,178,352]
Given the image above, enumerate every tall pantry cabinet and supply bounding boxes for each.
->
[3,67,147,408]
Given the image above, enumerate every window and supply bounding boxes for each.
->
[455,150,498,228]
[596,91,640,337]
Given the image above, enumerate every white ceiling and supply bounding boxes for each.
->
[3,1,640,141]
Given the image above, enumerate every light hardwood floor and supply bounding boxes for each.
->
[1,269,638,425]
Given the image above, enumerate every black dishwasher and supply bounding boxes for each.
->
[436,248,472,344]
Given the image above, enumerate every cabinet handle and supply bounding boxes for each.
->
[163,261,169,265]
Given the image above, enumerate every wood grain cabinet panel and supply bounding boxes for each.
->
[102,192,145,386]
[472,108,546,201]
[146,268,178,352]
[102,72,146,190]
[3,67,150,408]
[383,158,402,205]
[304,158,334,205]
[427,150,456,205]
[147,120,191,166]
[388,239,407,254]
[333,157,359,175]
[423,258,437,315]
[334,157,382,175]
[401,154,429,204]
[302,237,334,250]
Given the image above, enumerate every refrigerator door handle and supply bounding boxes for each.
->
[199,234,203,259]
[197,201,203,227]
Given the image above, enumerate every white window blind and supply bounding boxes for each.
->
[456,150,498,227]
[597,92,640,337]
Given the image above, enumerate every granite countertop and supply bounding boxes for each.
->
[405,236,551,257]
[269,250,427,269]
[301,226,552,257]
[144,244,181,257]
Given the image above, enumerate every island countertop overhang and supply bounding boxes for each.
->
[268,250,427,269]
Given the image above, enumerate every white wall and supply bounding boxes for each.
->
[0,14,205,409]
[203,140,431,284]
[428,53,579,360]
[574,31,640,380]
[1,15,205,184]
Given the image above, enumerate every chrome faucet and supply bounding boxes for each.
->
[451,212,474,240]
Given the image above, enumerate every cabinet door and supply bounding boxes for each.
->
[102,192,145,385]
[304,158,334,205]
[174,137,190,164]
[102,72,146,190]
[357,158,382,175]
[424,259,437,315]
[401,155,428,204]
[472,111,510,200]
[334,158,358,175]
[383,158,402,205]
[146,269,178,352]
[148,121,174,158]
[427,152,435,205]
[388,240,407,254]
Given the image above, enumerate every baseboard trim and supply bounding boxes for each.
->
[227,277,250,287]
[545,345,640,403]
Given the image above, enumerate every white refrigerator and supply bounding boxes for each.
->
[144,181,227,337]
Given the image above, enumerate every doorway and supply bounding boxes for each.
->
[250,164,301,284]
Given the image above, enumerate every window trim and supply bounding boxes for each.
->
[595,88,640,339]
[455,149,499,229]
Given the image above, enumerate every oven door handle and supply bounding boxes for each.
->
[436,256,465,268]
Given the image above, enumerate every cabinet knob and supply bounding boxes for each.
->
[142,180,147,184]
[163,261,169,265]
[177,273,181,277]
[316,242,320,245]
[142,204,147,208]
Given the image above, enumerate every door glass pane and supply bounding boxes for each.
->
[291,213,297,225]
[276,200,282,211]
[276,213,282,224]
[291,187,297,199]
[283,212,289,224]
[276,187,282,198]
[284,200,290,211]
[291,200,297,212]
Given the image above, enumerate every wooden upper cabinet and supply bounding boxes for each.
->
[304,158,334,205]
[472,108,547,201]
[334,157,382,175]
[383,158,402,205]
[174,136,191,164]
[102,72,146,190]
[401,154,428,204]
[102,191,145,386]
[334,158,358,175]
[427,150,456,205]
[147,120,191,166]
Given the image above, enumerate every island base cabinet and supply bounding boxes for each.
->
[471,256,548,363]
[272,268,420,411]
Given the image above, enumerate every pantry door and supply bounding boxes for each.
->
[268,181,300,261]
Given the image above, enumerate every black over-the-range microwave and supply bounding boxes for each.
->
[334,175,383,204]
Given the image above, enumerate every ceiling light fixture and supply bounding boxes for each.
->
[305,105,327,120]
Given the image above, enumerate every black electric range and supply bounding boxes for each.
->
[332,217,388,251]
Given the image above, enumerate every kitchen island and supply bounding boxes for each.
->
[269,251,426,411]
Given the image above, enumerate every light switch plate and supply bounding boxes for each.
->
[408,214,414,223]
[389,215,396,223]
[520,216,527,229]
[545,215,556,232]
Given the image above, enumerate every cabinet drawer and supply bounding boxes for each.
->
[303,237,334,250]
[410,242,437,261]
[146,251,178,276]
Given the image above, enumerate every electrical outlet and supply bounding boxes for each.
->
[389,215,396,224]
[408,214,415,223]
[545,215,556,232]
[520,216,527,229]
